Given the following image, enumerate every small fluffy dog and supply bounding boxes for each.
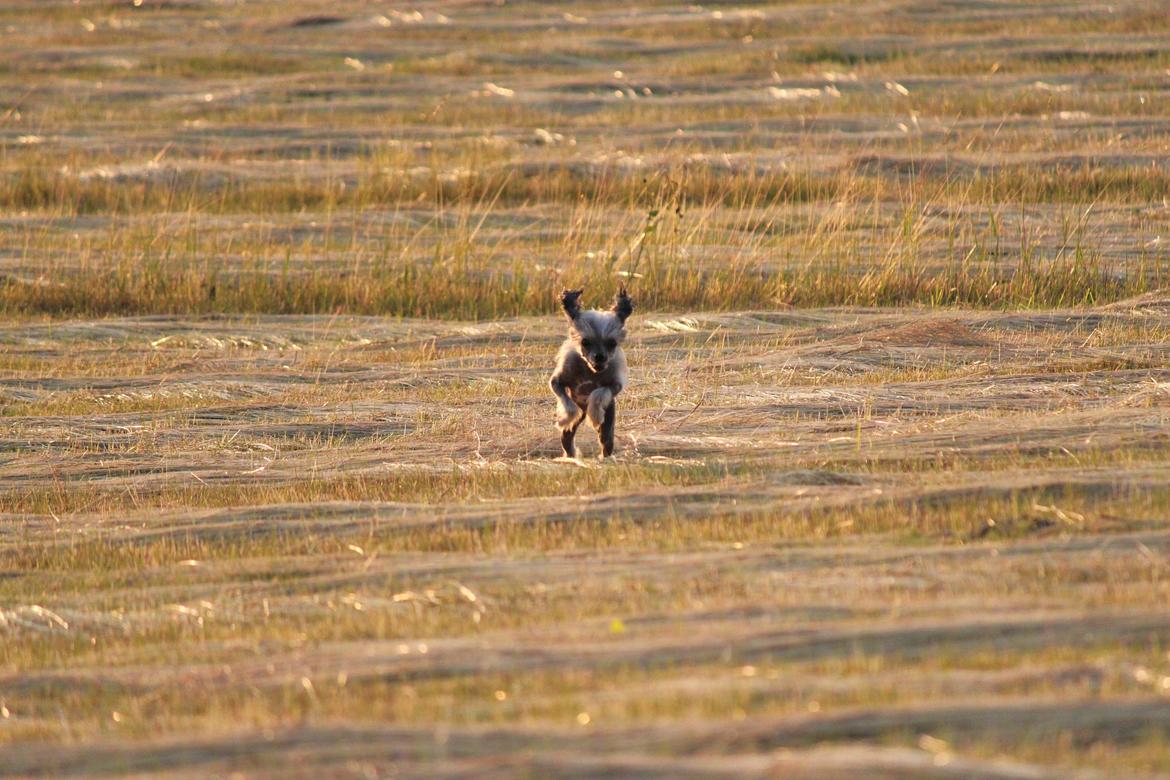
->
[549,286,633,458]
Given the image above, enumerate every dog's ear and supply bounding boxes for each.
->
[560,288,584,321]
[611,284,633,323]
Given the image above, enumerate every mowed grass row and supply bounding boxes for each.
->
[7,0,1170,90]
[8,137,1170,215]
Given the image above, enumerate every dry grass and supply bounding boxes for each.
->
[4,1,1170,778]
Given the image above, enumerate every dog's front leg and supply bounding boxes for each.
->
[561,414,585,458]
[550,377,584,456]
[599,398,616,457]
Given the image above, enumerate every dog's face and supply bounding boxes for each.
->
[560,287,633,373]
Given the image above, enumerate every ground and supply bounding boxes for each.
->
[3,2,1170,778]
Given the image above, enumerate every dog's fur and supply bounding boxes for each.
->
[549,286,633,458]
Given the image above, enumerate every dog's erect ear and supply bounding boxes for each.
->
[560,288,584,321]
[611,284,633,323]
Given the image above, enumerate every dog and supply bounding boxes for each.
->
[549,286,633,458]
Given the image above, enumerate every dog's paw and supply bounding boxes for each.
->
[556,401,581,430]
[586,387,613,430]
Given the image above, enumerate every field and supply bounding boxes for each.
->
[4,1,1170,777]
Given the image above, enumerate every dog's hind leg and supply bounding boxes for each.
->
[598,398,616,458]
[561,412,585,457]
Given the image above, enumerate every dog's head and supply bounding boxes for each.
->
[560,286,633,373]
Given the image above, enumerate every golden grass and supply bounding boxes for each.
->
[5,1,1170,776]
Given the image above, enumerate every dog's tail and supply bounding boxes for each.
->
[586,387,613,430]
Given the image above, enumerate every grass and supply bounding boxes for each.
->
[5,1,1170,777]
[0,247,1147,318]
[1,164,1161,318]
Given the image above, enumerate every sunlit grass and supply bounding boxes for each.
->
[5,0,1170,775]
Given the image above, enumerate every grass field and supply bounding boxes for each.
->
[4,1,1170,777]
